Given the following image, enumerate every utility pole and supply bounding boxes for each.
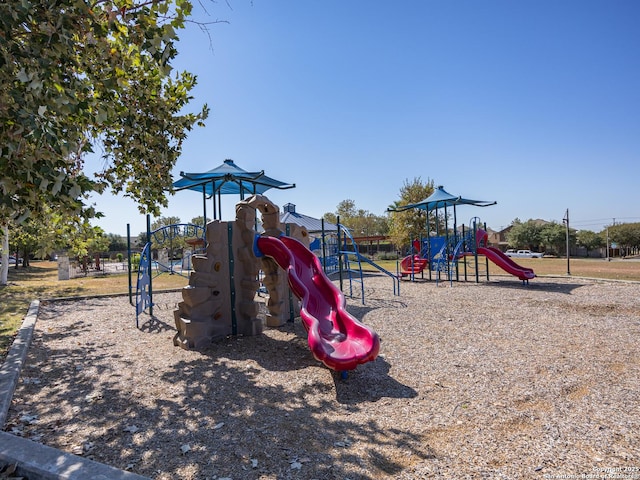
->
[563,209,570,275]
[606,227,610,262]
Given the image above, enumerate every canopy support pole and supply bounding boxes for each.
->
[202,185,207,226]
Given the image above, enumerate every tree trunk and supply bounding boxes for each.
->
[22,250,30,267]
[1,224,9,285]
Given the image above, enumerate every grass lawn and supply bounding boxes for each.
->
[2,256,639,361]
[366,256,640,282]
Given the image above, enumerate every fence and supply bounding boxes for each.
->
[63,251,200,279]
[67,256,132,279]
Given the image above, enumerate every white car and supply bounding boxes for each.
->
[505,249,543,258]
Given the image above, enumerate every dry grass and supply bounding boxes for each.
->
[367,256,640,282]
[486,256,640,281]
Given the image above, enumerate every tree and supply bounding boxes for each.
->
[9,219,42,268]
[107,233,128,252]
[7,204,91,267]
[53,219,111,273]
[506,219,543,251]
[387,177,435,249]
[608,222,640,256]
[0,0,210,284]
[507,219,577,255]
[323,200,389,257]
[324,201,388,237]
[324,199,356,225]
[576,230,605,256]
[540,222,574,255]
[190,216,211,228]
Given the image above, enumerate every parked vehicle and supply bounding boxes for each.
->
[505,249,544,258]
[0,255,23,265]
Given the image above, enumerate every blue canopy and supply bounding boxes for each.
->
[173,159,295,196]
[388,185,496,213]
[173,159,295,220]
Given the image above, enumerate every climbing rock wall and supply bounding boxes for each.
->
[173,217,262,350]
[172,194,311,349]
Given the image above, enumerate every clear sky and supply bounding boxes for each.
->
[88,0,640,237]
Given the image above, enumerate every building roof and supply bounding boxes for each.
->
[280,203,338,233]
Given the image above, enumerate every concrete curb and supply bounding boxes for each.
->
[0,300,39,427]
[0,431,149,480]
[0,300,150,479]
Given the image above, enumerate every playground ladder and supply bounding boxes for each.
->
[433,235,458,285]
[337,224,400,302]
[338,226,365,304]
[447,230,475,285]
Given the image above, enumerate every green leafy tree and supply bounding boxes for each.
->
[57,221,110,273]
[8,204,91,266]
[107,233,128,252]
[324,199,357,225]
[324,201,388,237]
[143,216,186,258]
[387,177,435,250]
[323,201,389,257]
[371,214,389,237]
[190,216,211,228]
[151,216,183,231]
[608,222,640,256]
[9,219,41,268]
[506,219,543,250]
[323,212,337,224]
[539,222,572,255]
[576,230,605,256]
[0,0,210,284]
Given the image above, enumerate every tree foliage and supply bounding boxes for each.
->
[190,215,211,228]
[323,200,389,238]
[506,219,543,250]
[576,230,605,255]
[507,219,576,254]
[107,233,128,252]
[387,177,435,249]
[538,222,567,254]
[0,0,210,283]
[8,204,96,264]
[1,0,208,220]
[9,216,51,267]
[608,222,640,255]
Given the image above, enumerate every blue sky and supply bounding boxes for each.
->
[89,0,640,236]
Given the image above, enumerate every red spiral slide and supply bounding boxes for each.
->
[255,235,380,371]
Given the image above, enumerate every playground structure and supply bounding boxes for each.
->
[399,239,429,277]
[318,220,400,302]
[167,194,380,372]
[475,228,535,282]
[400,217,536,285]
[255,233,380,371]
[133,179,530,372]
[131,221,207,325]
[389,185,534,285]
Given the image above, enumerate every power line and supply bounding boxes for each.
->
[572,217,640,228]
